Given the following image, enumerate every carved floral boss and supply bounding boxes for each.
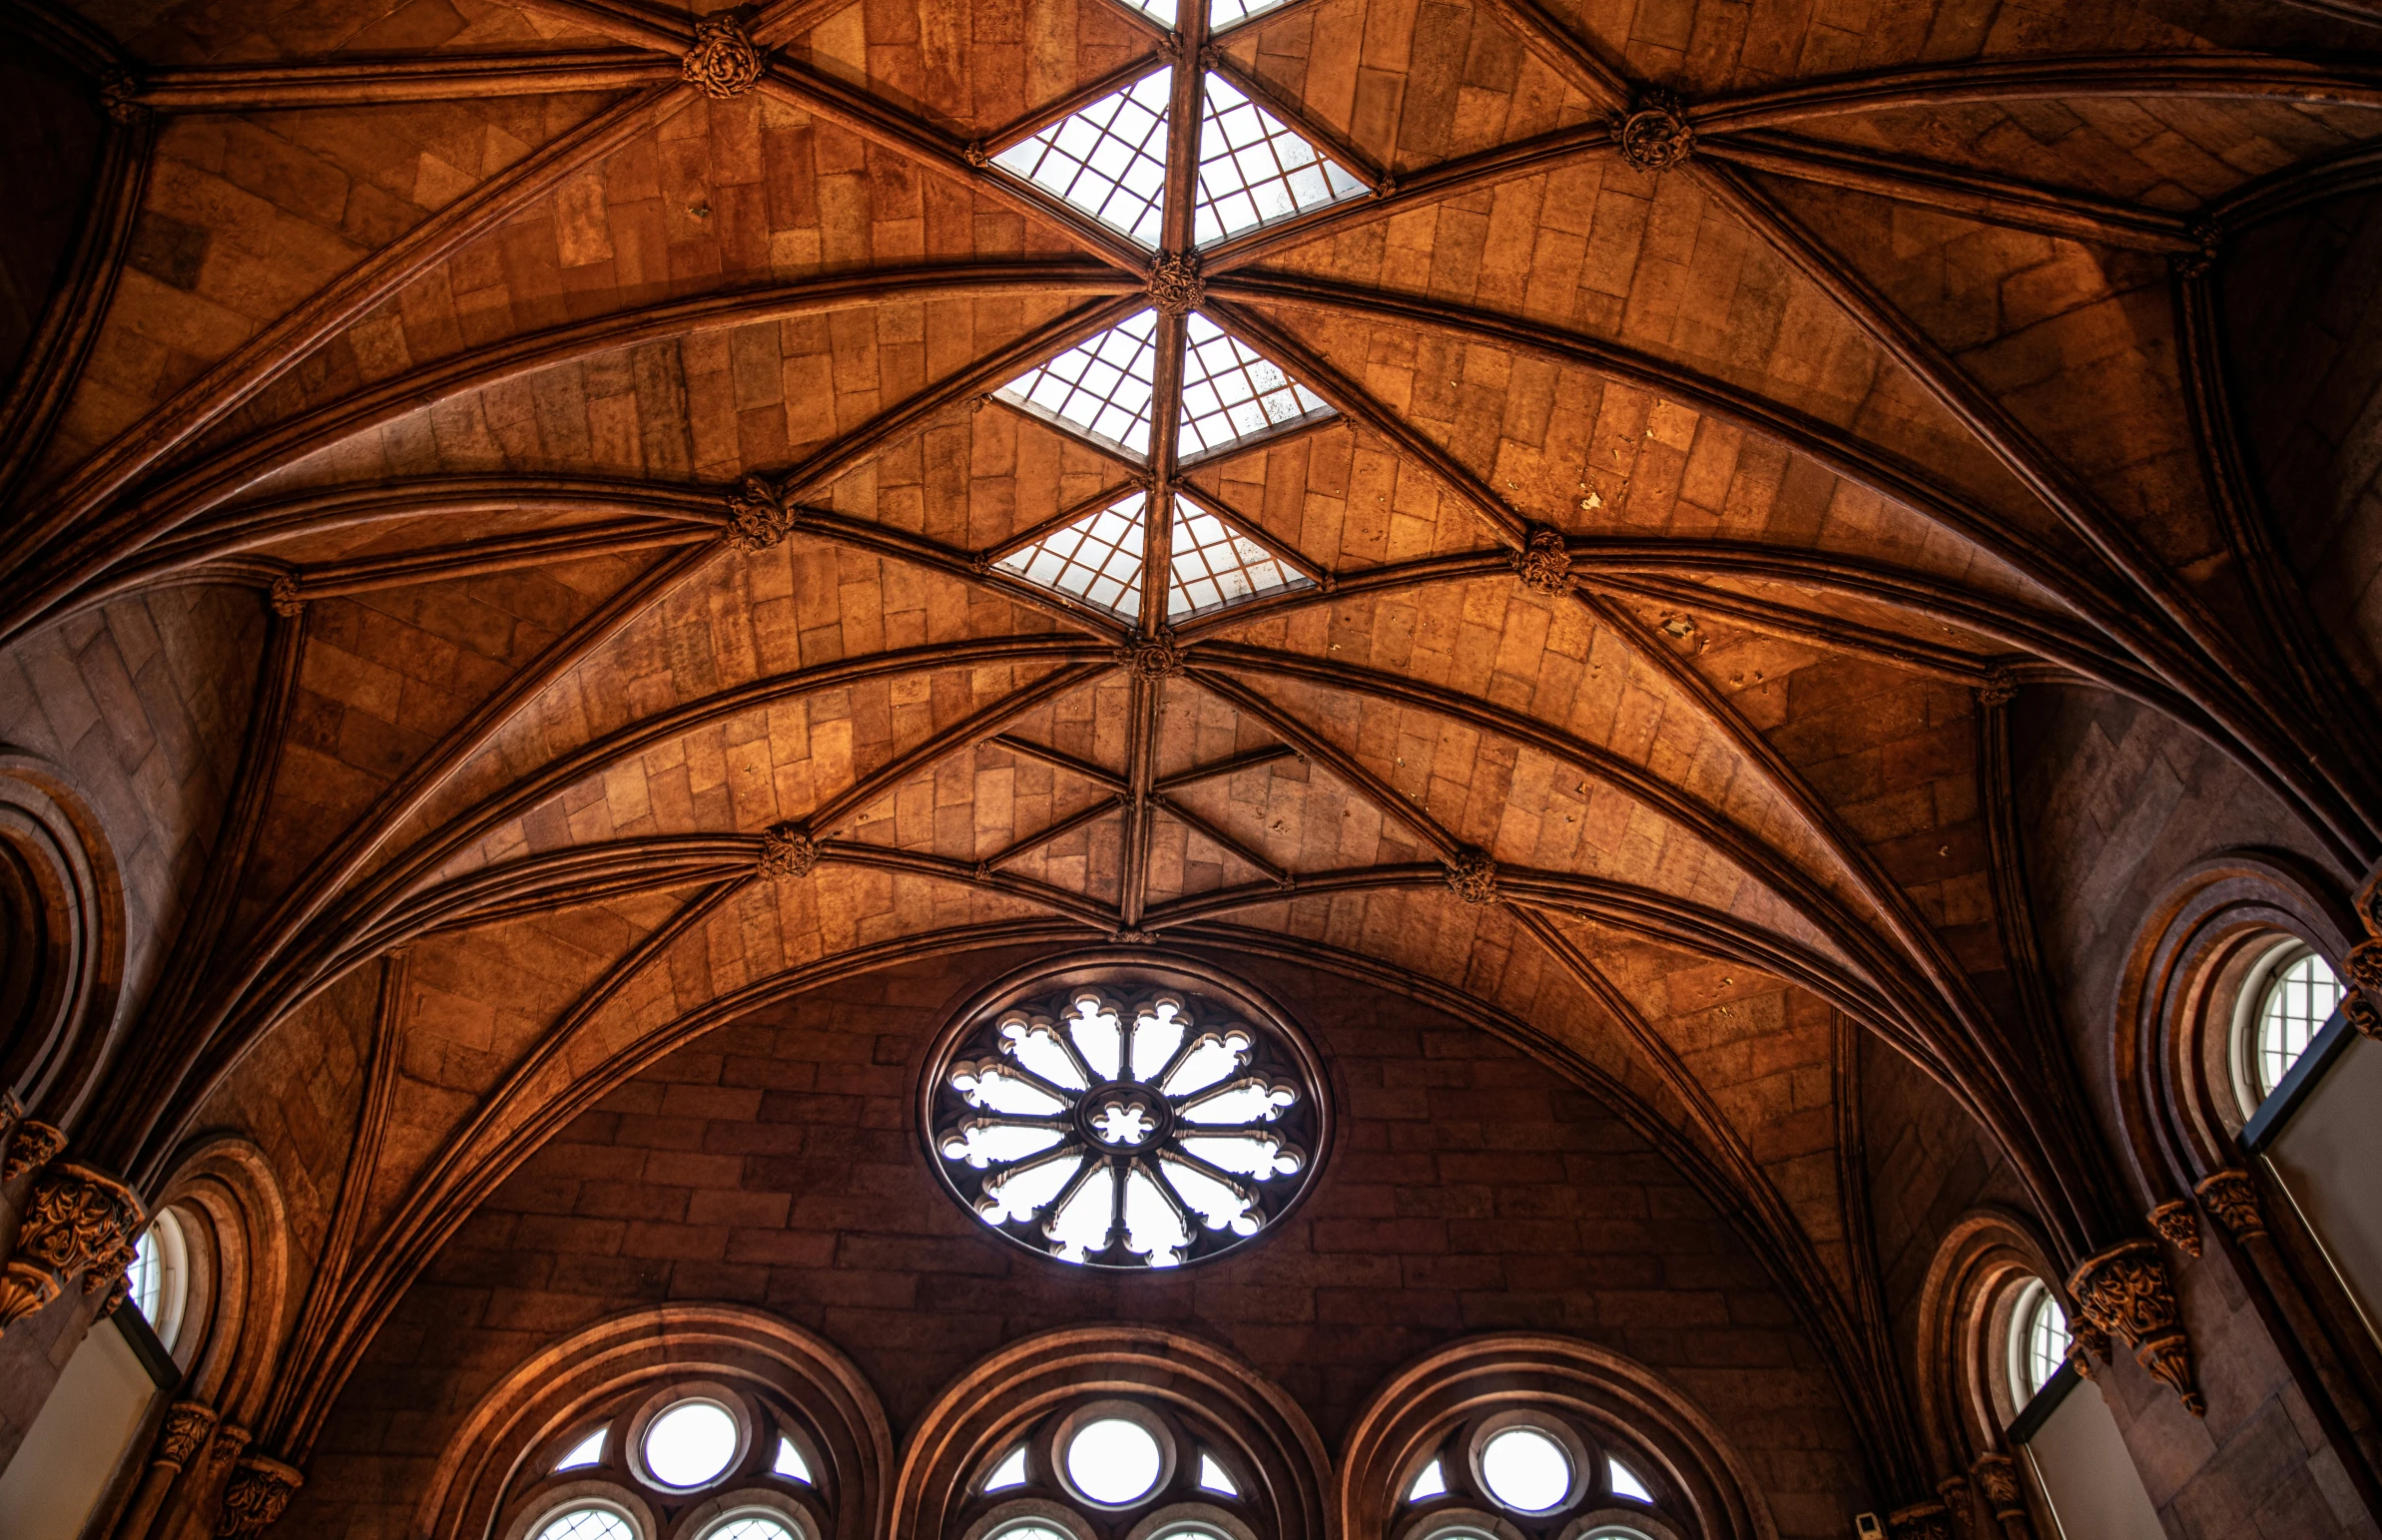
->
[927,986,1318,1268]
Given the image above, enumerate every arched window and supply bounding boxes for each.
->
[1395,1406,1673,1540]
[954,1397,1258,1540]
[2233,941,2344,1108]
[126,1207,190,1350]
[2005,1279,2071,1407]
[501,1384,824,1540]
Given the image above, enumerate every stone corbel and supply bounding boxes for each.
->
[215,1453,302,1538]
[2069,1239,2204,1414]
[1,1117,64,1183]
[1970,1453,2027,1531]
[2194,1168,2265,1244]
[0,1160,142,1335]
[1886,1500,1954,1540]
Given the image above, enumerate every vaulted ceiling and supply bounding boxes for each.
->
[6,0,2382,1503]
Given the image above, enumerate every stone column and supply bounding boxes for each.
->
[112,1400,218,1540]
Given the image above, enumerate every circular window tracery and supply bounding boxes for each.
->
[531,1506,639,1540]
[925,965,1325,1270]
[1400,1410,1661,1538]
[954,1395,1255,1540]
[644,1398,741,1490]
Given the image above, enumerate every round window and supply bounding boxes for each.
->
[924,965,1326,1270]
[701,1514,804,1540]
[1065,1416,1165,1505]
[1477,1427,1572,1514]
[128,1210,189,1349]
[2251,946,2343,1102]
[642,1398,741,1489]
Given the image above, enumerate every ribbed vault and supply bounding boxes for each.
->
[7,0,2382,1516]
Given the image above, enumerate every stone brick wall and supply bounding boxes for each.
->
[283,949,1870,1539]
[2011,684,2371,1538]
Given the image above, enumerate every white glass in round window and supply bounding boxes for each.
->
[532,1508,637,1540]
[643,1399,739,1489]
[1479,1425,1572,1513]
[2011,1281,2071,1403]
[1065,1415,1164,1505]
[2256,949,2343,1099]
[127,1210,189,1349]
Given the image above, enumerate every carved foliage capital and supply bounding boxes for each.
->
[1970,1453,2023,1519]
[2069,1239,2203,1414]
[1616,90,1693,172]
[758,822,820,879]
[1886,1501,1953,1540]
[683,15,765,99]
[2148,1198,2201,1259]
[2,1119,65,1183]
[1445,849,1498,905]
[1977,669,2018,708]
[216,1454,303,1538]
[2,1161,141,1335]
[99,68,147,124]
[2345,938,2382,1010]
[1512,525,1574,596]
[161,1401,222,1468]
[2194,1167,2265,1243]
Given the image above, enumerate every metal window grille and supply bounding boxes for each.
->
[996,492,1149,619]
[997,310,1163,460]
[1168,500,1311,618]
[1193,73,1368,246]
[1178,312,1332,459]
[994,69,1174,248]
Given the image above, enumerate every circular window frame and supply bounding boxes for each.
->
[918,950,1333,1273]
[625,1384,754,1495]
[1467,1412,1592,1518]
[2004,1278,2064,1408]
[502,1484,657,1540]
[1556,1516,1677,1540]
[1397,1506,1530,1540]
[1050,1398,1181,1512]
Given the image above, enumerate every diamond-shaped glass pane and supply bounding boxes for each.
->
[1177,313,1333,460]
[1169,500,1312,619]
[998,492,1148,620]
[1211,0,1291,25]
[998,310,1162,459]
[1194,73,1369,246]
[994,69,1172,248]
[1126,0,1176,20]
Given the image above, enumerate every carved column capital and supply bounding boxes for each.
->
[215,1454,302,1537]
[682,15,765,99]
[2,1118,65,1182]
[1886,1500,1954,1540]
[2194,1167,2265,1243]
[2147,1198,2201,1259]
[1969,1453,2024,1522]
[1,1161,143,1335]
[2069,1239,2203,1414]
[160,1401,222,1469]
[1511,525,1574,596]
[2345,938,2382,1025]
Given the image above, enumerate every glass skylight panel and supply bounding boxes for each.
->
[994,69,1173,248]
[1194,73,1369,245]
[1168,502,1311,619]
[1177,313,1332,460]
[998,310,1161,459]
[1128,0,1176,20]
[996,492,1148,620]
[1211,0,1293,25]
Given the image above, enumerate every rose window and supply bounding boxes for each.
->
[927,977,1323,1269]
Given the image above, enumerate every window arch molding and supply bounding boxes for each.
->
[892,1324,1330,1540]
[2107,849,2353,1189]
[0,750,126,1128]
[148,1135,295,1404]
[1910,1209,2075,1480]
[1337,1333,1776,1540]
[415,1303,893,1540]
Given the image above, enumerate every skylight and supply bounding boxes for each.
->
[996,491,1148,619]
[1178,312,1333,460]
[997,311,1161,460]
[994,69,1173,247]
[1194,73,1369,246]
[1169,500,1311,619]
[1211,0,1295,25]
